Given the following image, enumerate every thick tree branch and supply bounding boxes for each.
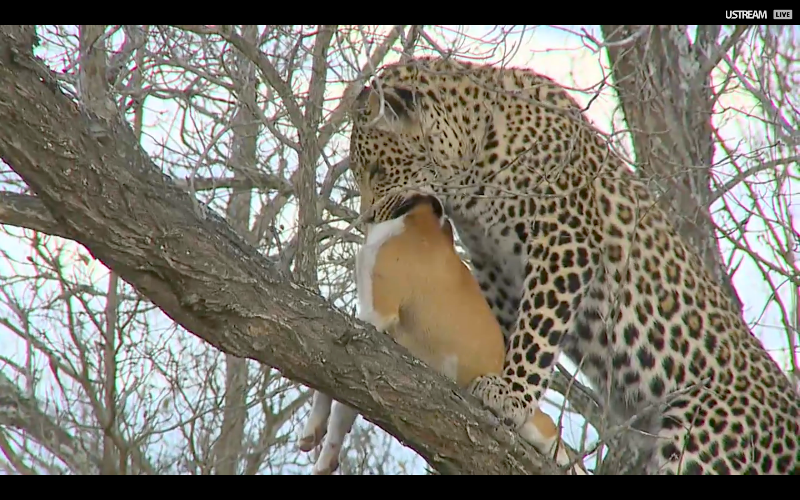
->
[0,30,560,475]
[0,192,67,238]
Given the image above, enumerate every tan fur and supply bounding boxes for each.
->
[367,202,507,389]
[298,197,586,475]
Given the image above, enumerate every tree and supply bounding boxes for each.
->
[0,24,796,475]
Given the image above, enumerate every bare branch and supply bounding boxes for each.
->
[0,371,101,474]
[0,28,560,476]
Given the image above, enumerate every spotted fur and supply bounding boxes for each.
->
[348,56,800,475]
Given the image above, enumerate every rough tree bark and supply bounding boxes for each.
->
[0,29,561,475]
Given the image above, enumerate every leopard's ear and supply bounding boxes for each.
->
[353,83,420,135]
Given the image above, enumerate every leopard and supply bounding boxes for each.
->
[347,56,800,475]
[298,194,585,475]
